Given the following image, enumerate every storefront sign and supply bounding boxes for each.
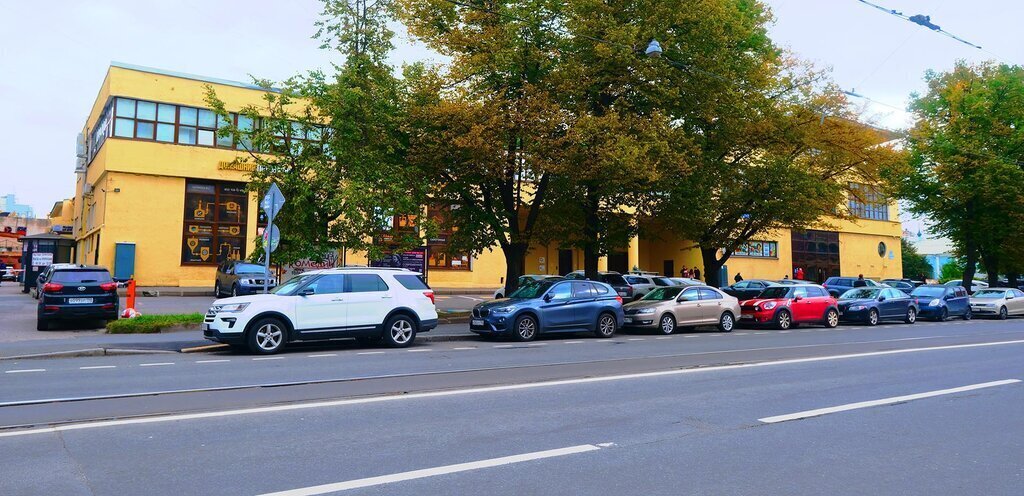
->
[371,247,428,281]
[31,252,53,268]
[218,161,257,172]
[282,251,342,278]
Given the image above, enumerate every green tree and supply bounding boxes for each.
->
[900,238,932,280]
[940,258,965,283]
[207,0,424,265]
[886,61,1024,290]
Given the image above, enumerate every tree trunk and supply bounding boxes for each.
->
[1008,273,1019,289]
[962,239,979,294]
[502,243,528,297]
[980,249,1000,288]
[700,246,724,288]
[582,186,601,281]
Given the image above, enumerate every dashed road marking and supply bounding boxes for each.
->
[252,357,284,361]
[655,337,672,340]
[563,341,584,344]
[357,351,386,355]
[4,369,45,374]
[196,359,230,364]
[452,347,476,350]
[628,338,645,341]
[407,349,431,353]
[308,354,337,358]
[80,366,116,370]
[494,345,514,349]
[139,362,174,367]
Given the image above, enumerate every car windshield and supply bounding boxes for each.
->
[601,274,628,286]
[50,270,112,284]
[509,281,556,299]
[653,277,674,286]
[912,286,946,298]
[643,287,684,301]
[272,274,316,295]
[841,288,881,299]
[234,263,266,274]
[972,289,1004,298]
[757,287,791,299]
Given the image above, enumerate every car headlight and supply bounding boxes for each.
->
[849,305,866,311]
[217,303,250,313]
[492,305,517,315]
[762,301,777,310]
[635,308,655,315]
[928,298,941,307]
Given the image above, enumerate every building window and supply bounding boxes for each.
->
[731,240,778,258]
[848,183,889,221]
[88,100,113,162]
[182,180,248,265]
[426,205,470,271]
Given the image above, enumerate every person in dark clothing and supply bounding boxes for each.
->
[734,273,743,283]
[853,274,867,287]
[0,262,6,286]
[693,267,701,281]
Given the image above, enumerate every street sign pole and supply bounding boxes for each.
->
[261,183,286,294]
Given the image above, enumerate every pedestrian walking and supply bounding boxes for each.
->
[0,261,6,286]
[734,273,743,283]
[795,267,805,281]
[693,266,701,281]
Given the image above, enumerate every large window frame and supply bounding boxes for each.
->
[425,205,471,271]
[848,183,890,221]
[730,240,778,259]
[181,180,248,266]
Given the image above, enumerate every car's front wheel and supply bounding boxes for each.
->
[513,315,538,342]
[231,284,240,298]
[658,314,676,335]
[963,308,973,320]
[824,308,840,328]
[936,308,948,322]
[594,313,617,338]
[718,312,735,332]
[382,315,417,348]
[214,282,222,297]
[999,306,1008,320]
[247,318,287,354]
[774,310,792,330]
[867,309,879,326]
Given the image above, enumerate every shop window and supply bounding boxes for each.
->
[182,180,248,265]
[731,240,778,258]
[425,205,470,271]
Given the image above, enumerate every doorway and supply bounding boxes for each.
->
[663,260,674,277]
[557,249,574,276]
[607,252,628,273]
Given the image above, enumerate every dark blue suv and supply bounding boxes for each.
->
[470,280,624,341]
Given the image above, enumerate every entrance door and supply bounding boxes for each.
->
[607,252,628,274]
[663,260,674,277]
[557,250,574,276]
[791,230,840,283]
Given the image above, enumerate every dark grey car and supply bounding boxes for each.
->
[214,260,277,297]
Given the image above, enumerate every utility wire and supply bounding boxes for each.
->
[855,0,983,49]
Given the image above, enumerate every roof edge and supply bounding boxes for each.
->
[110,61,282,93]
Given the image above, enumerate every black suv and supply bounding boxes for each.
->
[37,265,119,330]
[214,260,277,297]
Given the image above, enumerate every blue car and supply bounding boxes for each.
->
[838,287,919,325]
[911,284,972,321]
[470,279,624,341]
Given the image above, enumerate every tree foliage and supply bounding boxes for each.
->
[886,61,1024,287]
[900,238,932,280]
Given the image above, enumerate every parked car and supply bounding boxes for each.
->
[623,285,739,334]
[651,276,678,287]
[566,270,635,299]
[624,275,658,299]
[880,279,915,292]
[37,265,119,330]
[721,279,779,300]
[911,284,971,321]
[822,276,882,297]
[31,263,79,299]
[739,284,839,330]
[493,275,563,299]
[944,280,988,293]
[215,260,278,297]
[1,267,19,281]
[775,279,818,285]
[882,278,925,288]
[837,287,918,325]
[969,288,1024,320]
[470,279,624,341]
[669,277,703,286]
[203,267,438,354]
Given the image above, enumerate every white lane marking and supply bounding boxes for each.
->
[6,339,1022,439]
[684,335,699,338]
[759,379,1021,424]
[779,331,791,334]
[308,354,337,358]
[258,444,603,496]
[4,369,45,374]
[80,366,116,370]
[452,347,476,351]
[526,343,547,347]
[754,332,768,335]
[357,351,385,355]
[734,333,749,336]
[454,295,487,301]
[655,337,672,340]
[407,349,431,353]
[196,359,230,364]
[563,341,584,344]
[139,363,174,367]
[253,357,284,361]
[628,338,645,341]
[493,345,514,349]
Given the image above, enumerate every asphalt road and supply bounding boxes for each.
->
[1,318,1022,495]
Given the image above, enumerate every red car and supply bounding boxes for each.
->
[739,284,840,330]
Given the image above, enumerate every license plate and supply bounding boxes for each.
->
[68,298,93,304]
[740,314,754,320]
[471,319,485,326]
[624,317,633,323]
[201,324,210,331]
[618,292,627,296]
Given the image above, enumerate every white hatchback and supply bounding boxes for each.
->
[203,268,438,354]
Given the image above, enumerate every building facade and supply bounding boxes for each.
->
[73,63,903,288]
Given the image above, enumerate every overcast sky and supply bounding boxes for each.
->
[1,0,1019,224]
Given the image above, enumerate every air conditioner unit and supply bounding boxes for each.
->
[83,183,94,196]
[76,133,87,159]
[75,157,86,173]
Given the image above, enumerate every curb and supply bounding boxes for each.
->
[0,347,179,361]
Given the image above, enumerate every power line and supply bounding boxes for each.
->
[855,0,983,50]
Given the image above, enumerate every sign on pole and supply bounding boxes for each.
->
[260,183,286,293]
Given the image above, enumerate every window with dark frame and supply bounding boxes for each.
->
[848,183,890,221]
[426,205,470,271]
[182,180,248,265]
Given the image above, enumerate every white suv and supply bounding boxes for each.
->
[203,268,438,354]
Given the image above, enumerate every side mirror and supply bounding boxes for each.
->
[299,287,315,296]
[878,295,886,302]
[793,295,803,301]
[543,293,553,303]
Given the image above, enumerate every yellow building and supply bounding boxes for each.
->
[73,63,902,289]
